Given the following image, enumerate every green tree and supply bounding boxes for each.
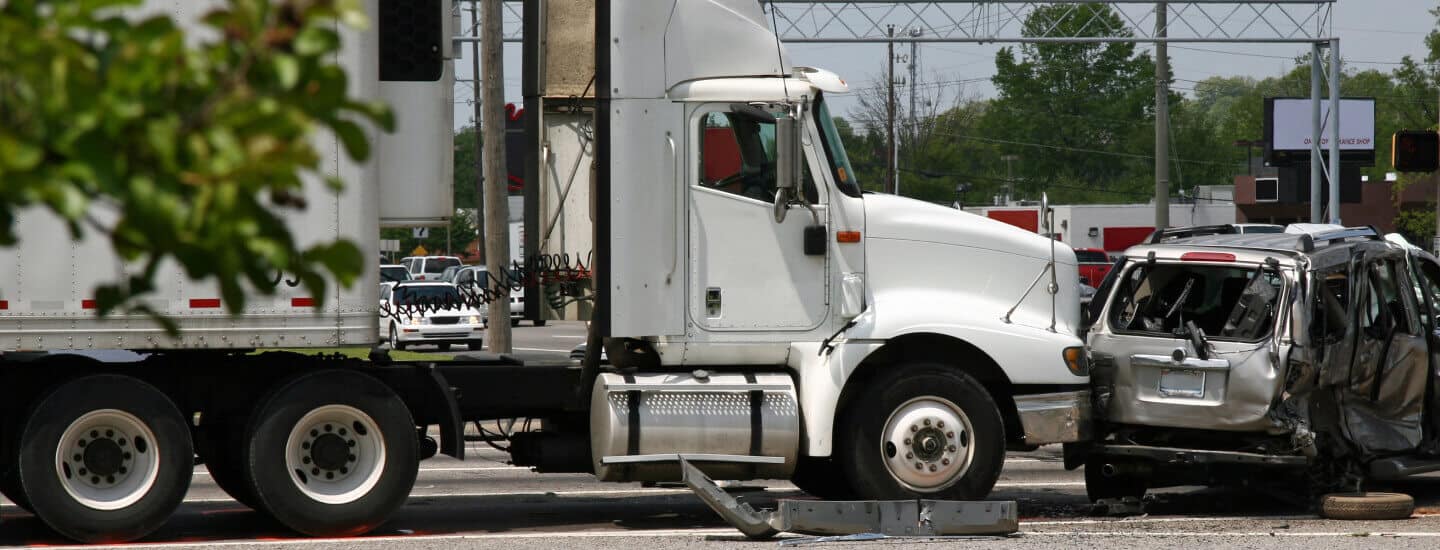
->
[980,3,1157,202]
[0,0,390,320]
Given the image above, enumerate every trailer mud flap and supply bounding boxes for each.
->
[420,366,465,460]
[679,458,1018,540]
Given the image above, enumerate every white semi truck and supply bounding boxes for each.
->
[0,0,1089,543]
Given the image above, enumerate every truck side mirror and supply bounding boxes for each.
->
[774,115,799,223]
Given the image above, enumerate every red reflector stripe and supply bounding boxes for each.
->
[0,300,8,310]
[291,297,315,307]
[190,298,222,309]
[81,299,97,309]
[836,231,862,243]
[1180,252,1236,262]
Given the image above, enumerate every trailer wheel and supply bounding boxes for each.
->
[195,422,258,508]
[15,374,192,543]
[1320,492,1415,520]
[838,365,1004,500]
[0,469,31,512]
[243,370,418,536]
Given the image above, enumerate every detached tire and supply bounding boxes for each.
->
[243,369,418,537]
[837,365,1005,500]
[15,374,193,543]
[1320,492,1414,520]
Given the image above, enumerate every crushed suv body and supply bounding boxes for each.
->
[1075,225,1440,501]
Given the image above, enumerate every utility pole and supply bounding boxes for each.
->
[481,0,512,353]
[908,27,920,153]
[470,3,485,261]
[1310,43,1322,223]
[886,24,897,195]
[1153,2,1170,229]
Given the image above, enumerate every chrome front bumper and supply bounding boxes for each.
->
[1015,390,1092,445]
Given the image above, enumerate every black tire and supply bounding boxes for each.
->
[1320,492,1414,520]
[1084,458,1147,502]
[15,374,193,543]
[389,324,406,351]
[837,365,1005,500]
[467,341,485,351]
[790,457,857,500]
[194,421,258,509]
[0,468,31,512]
[510,319,520,327]
[437,343,451,351]
[534,320,546,327]
[242,369,419,537]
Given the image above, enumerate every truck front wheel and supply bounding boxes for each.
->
[242,370,418,537]
[15,374,193,543]
[837,365,1004,500]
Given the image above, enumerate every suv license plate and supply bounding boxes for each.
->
[1159,368,1205,399]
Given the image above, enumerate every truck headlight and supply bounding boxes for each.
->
[1063,347,1089,376]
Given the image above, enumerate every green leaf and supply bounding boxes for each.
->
[330,118,369,161]
[293,27,340,57]
[0,132,43,170]
[273,54,300,90]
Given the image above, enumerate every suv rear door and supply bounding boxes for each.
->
[1089,256,1289,431]
[1338,252,1430,454]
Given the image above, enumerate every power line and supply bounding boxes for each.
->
[930,130,1237,167]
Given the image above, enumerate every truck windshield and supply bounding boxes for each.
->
[814,95,862,198]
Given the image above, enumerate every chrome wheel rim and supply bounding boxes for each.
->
[880,396,975,492]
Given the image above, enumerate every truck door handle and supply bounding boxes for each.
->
[705,288,722,318]
[666,134,677,284]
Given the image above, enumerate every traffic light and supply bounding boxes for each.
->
[1393,130,1439,172]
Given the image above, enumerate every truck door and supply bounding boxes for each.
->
[687,104,829,332]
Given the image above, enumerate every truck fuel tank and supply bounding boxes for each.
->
[590,371,799,482]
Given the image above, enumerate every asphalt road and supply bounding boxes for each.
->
[6,322,1440,547]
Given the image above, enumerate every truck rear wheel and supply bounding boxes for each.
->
[837,365,1004,500]
[242,370,418,536]
[15,374,192,543]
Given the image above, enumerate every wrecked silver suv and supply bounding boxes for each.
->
[1073,225,1440,501]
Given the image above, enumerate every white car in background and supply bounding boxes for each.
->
[380,281,485,351]
[400,255,462,281]
[453,266,535,326]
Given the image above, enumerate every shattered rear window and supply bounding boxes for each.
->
[1109,263,1283,341]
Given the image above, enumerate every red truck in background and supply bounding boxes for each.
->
[1074,247,1112,288]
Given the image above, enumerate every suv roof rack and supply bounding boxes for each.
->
[1295,225,1382,252]
[1147,225,1236,244]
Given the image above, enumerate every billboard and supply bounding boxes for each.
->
[1264,98,1376,166]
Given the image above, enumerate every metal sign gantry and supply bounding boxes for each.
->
[462,1,1343,225]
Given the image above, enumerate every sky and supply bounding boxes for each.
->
[452,1,1439,129]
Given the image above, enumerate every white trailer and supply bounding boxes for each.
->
[0,0,1090,543]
